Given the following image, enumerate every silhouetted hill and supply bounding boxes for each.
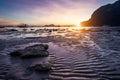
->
[81,0,120,26]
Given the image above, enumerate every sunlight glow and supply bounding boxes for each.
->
[75,26,81,30]
[75,22,83,30]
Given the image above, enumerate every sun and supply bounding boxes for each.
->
[75,22,82,29]
[76,22,80,26]
[75,26,81,30]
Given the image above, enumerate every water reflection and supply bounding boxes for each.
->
[0,26,120,79]
[0,27,81,40]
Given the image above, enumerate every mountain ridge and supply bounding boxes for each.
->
[81,0,120,26]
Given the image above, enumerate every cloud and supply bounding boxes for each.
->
[0,0,117,25]
[17,0,97,25]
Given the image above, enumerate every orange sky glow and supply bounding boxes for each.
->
[0,0,117,25]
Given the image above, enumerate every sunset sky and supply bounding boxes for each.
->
[0,0,117,25]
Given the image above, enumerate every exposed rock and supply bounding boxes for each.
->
[29,62,52,71]
[81,0,120,26]
[44,44,49,50]
[21,51,49,59]
[25,44,49,51]
[10,44,49,58]
[9,50,22,56]
[8,29,18,32]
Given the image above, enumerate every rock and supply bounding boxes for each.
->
[9,51,22,56]
[21,51,49,59]
[25,44,49,51]
[29,62,52,71]
[81,0,120,26]
[10,44,49,58]
[8,29,18,32]
[44,44,49,50]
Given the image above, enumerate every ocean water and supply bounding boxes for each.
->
[0,26,120,80]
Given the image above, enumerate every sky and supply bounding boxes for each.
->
[0,0,118,25]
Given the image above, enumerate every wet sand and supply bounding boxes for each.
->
[0,27,120,80]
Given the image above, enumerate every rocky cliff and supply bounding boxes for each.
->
[81,0,120,26]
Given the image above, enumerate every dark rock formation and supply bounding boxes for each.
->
[25,44,49,51]
[10,51,22,56]
[21,50,49,59]
[10,44,49,58]
[81,0,120,26]
[29,62,52,71]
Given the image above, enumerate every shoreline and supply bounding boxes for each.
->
[0,27,120,80]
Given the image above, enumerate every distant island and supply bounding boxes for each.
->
[0,24,76,27]
[81,0,120,26]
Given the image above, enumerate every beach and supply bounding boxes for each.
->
[0,27,120,80]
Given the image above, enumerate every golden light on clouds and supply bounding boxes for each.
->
[0,0,117,25]
[16,0,97,25]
